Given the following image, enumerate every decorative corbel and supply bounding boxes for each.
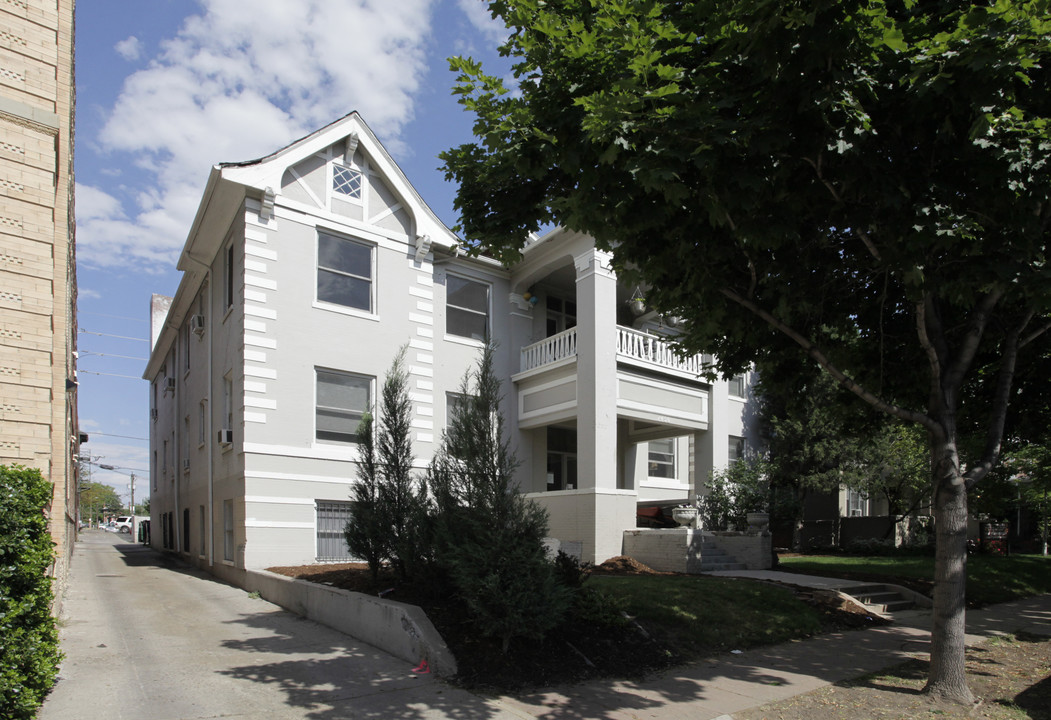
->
[344,133,359,164]
[260,187,276,221]
[414,234,432,263]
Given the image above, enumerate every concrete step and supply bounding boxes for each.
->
[700,562,748,572]
[843,584,915,614]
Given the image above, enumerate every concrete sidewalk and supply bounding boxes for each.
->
[45,537,1051,720]
[489,576,1051,720]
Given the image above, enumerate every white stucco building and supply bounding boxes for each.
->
[144,112,757,581]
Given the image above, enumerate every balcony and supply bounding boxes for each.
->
[514,326,711,431]
[520,326,710,378]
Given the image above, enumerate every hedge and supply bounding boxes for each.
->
[0,465,61,718]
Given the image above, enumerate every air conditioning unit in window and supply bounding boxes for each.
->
[190,314,205,337]
[182,459,190,471]
[218,428,233,445]
[150,408,158,420]
[164,377,176,392]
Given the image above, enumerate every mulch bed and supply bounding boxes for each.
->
[267,555,888,691]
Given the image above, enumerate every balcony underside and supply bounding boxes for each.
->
[513,358,709,434]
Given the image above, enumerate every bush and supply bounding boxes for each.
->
[703,455,771,530]
[427,344,570,651]
[0,465,61,718]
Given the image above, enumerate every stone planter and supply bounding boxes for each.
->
[746,512,770,535]
[672,506,698,528]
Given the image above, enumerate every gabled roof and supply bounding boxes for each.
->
[178,111,457,273]
[146,111,459,380]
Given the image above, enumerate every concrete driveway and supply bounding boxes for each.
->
[42,532,518,720]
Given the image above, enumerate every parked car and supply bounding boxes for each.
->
[115,516,134,534]
[101,521,117,532]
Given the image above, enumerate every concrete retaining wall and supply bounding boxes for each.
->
[208,563,456,677]
[622,529,773,572]
[706,531,773,570]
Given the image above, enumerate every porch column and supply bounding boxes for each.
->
[574,248,618,491]
[570,248,636,563]
[507,292,538,491]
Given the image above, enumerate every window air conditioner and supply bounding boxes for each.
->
[218,429,233,445]
[182,458,191,471]
[165,377,176,391]
[190,314,205,337]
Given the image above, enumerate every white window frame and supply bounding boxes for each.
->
[223,499,234,563]
[728,435,745,464]
[331,163,364,203]
[315,230,375,316]
[315,368,372,444]
[847,488,871,517]
[223,243,235,312]
[446,274,490,342]
[728,373,747,399]
[647,438,677,479]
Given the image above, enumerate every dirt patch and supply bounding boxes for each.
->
[268,557,888,691]
[734,631,1051,720]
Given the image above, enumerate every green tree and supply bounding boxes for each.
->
[79,481,122,525]
[441,1,1051,702]
[759,367,930,546]
[346,348,428,581]
[346,411,386,581]
[427,344,569,652]
[0,465,61,718]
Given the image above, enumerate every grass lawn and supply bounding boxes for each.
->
[590,574,826,657]
[779,553,1051,606]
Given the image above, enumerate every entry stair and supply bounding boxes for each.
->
[840,583,916,614]
[698,537,747,573]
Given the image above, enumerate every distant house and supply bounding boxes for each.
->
[144,112,757,582]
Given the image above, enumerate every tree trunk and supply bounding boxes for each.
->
[923,438,974,704]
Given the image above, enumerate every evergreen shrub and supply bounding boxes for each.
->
[0,464,61,718]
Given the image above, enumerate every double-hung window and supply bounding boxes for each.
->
[728,373,746,398]
[317,231,373,312]
[316,368,371,443]
[728,435,746,464]
[648,438,677,479]
[447,275,489,341]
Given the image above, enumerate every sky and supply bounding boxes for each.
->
[74,0,510,505]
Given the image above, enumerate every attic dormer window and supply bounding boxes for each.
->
[332,164,362,200]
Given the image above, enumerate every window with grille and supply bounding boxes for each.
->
[317,500,355,561]
[332,164,362,199]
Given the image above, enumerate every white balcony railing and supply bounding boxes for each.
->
[521,327,578,372]
[519,326,709,376]
[616,326,709,375]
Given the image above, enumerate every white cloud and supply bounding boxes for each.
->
[81,0,435,273]
[114,36,142,61]
[456,0,508,47]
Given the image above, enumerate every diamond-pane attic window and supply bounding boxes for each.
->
[332,164,362,199]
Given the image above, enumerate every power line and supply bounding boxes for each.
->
[79,370,144,380]
[78,328,149,343]
[83,431,149,442]
[81,351,149,361]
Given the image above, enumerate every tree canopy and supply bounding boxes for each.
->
[442,0,1051,703]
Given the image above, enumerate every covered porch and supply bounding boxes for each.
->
[506,229,732,563]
